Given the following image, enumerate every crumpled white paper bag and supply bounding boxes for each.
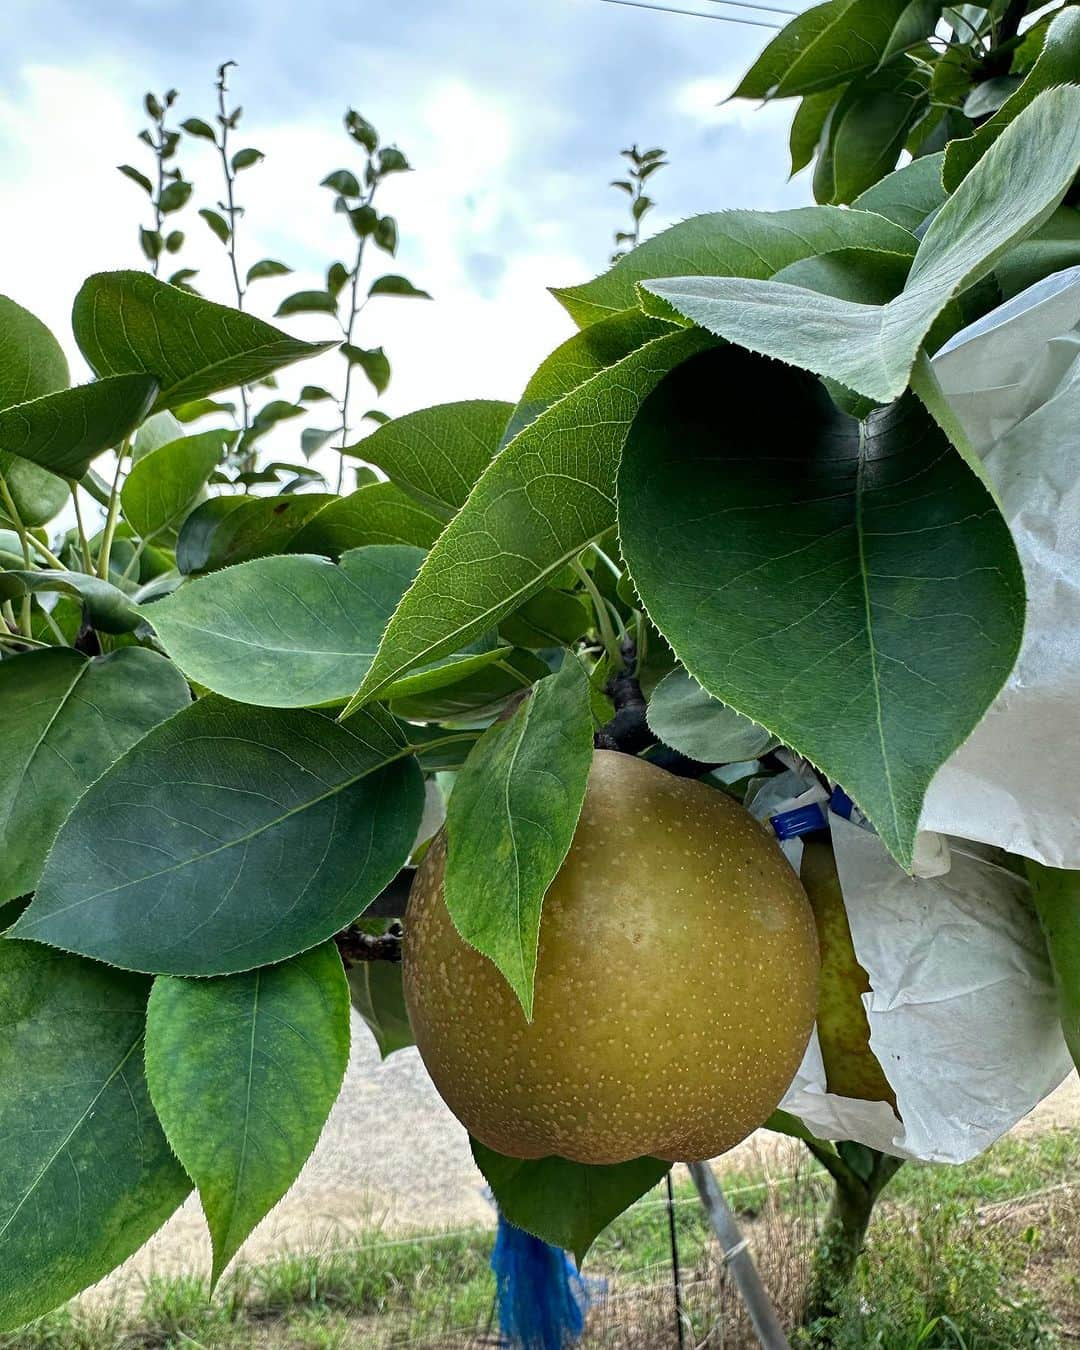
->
[921,267,1080,867]
[779,814,1072,1162]
[745,771,1071,1162]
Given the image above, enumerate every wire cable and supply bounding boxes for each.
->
[599,0,782,27]
[700,0,798,15]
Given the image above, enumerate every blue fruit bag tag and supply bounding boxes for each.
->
[490,1210,589,1349]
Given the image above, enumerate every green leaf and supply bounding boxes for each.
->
[0,374,158,479]
[0,569,143,633]
[158,179,192,213]
[963,75,1023,120]
[301,427,337,457]
[199,208,230,244]
[500,588,591,649]
[814,63,930,204]
[342,344,390,394]
[377,147,410,175]
[470,1140,669,1265]
[140,227,163,262]
[345,110,378,152]
[176,493,337,574]
[246,259,292,283]
[133,410,185,461]
[231,147,263,172]
[617,346,1024,869]
[646,669,779,763]
[367,274,431,300]
[730,0,929,101]
[121,429,225,542]
[0,296,71,525]
[0,455,69,527]
[321,168,361,196]
[995,206,1080,300]
[181,117,216,140]
[1026,862,1080,1073]
[851,151,946,231]
[389,648,551,723]
[644,88,1080,404]
[0,648,189,903]
[146,546,426,707]
[74,272,335,413]
[551,206,917,328]
[288,481,443,553]
[444,658,593,1017]
[0,943,191,1332]
[12,698,425,975]
[117,163,154,194]
[352,400,512,514]
[275,290,338,317]
[789,88,843,176]
[341,324,713,713]
[347,956,414,1058]
[146,943,350,1286]
[943,9,1080,193]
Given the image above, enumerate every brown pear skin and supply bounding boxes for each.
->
[403,750,820,1165]
[800,839,897,1110]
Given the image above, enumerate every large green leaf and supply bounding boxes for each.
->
[646,669,779,764]
[353,400,513,514]
[146,943,350,1286]
[11,698,424,975]
[0,943,190,1332]
[0,375,158,479]
[122,429,226,542]
[287,481,443,553]
[340,325,713,714]
[943,9,1080,192]
[644,88,1080,404]
[347,956,414,1058]
[617,347,1024,868]
[470,1140,669,1266]
[0,647,190,903]
[995,207,1080,300]
[177,494,337,574]
[730,0,933,101]
[851,152,946,232]
[551,206,916,327]
[1026,863,1080,1073]
[444,658,593,1017]
[789,88,843,177]
[72,271,335,413]
[0,569,142,633]
[0,296,71,528]
[145,546,425,708]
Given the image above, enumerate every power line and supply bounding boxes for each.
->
[598,0,783,27]
[700,0,799,15]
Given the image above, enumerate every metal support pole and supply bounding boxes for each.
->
[665,1171,686,1349]
[688,1160,791,1350]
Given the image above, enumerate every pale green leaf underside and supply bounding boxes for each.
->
[644,88,1080,404]
[146,943,350,1286]
[12,697,424,975]
[444,658,594,1017]
[347,959,415,1059]
[551,204,916,327]
[0,648,190,903]
[0,569,142,633]
[646,669,779,764]
[341,322,714,714]
[0,943,190,1332]
[617,347,1024,868]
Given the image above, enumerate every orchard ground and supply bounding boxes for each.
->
[90,1013,1080,1300]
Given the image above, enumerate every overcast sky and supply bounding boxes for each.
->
[0,0,812,464]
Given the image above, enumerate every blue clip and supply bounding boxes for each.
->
[770,802,827,840]
[829,786,855,820]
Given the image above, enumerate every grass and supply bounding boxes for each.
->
[2,1127,1075,1349]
